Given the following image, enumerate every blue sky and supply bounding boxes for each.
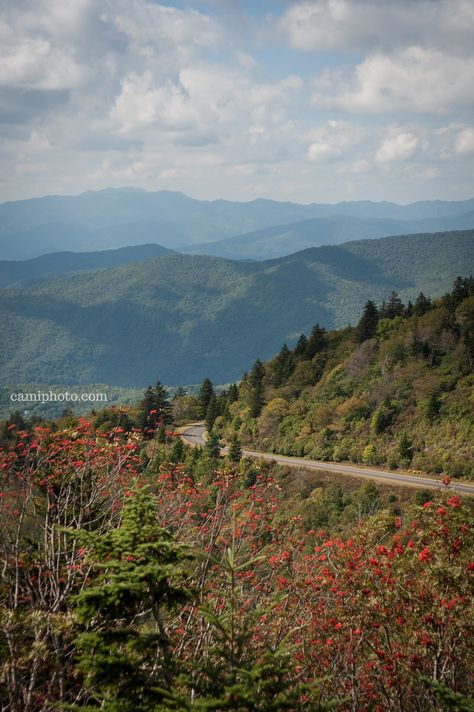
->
[0,0,473,204]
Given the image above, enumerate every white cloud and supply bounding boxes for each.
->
[338,159,371,174]
[110,63,302,147]
[280,0,474,53]
[0,37,88,90]
[110,71,198,134]
[0,0,94,90]
[0,0,473,204]
[312,47,474,114]
[375,129,419,163]
[307,142,341,162]
[455,127,474,155]
[306,120,364,162]
[107,1,219,51]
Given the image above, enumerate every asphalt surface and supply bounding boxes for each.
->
[180,424,474,495]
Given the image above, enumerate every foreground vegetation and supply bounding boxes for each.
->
[0,412,472,711]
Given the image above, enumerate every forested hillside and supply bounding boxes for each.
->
[0,244,175,288]
[0,230,473,387]
[204,278,474,479]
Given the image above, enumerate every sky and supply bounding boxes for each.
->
[1,0,473,205]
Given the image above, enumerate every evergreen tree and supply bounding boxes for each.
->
[414,292,432,316]
[137,381,172,438]
[198,378,214,419]
[227,383,239,403]
[294,333,308,357]
[306,323,326,358]
[272,343,294,387]
[205,395,220,431]
[382,291,404,319]
[205,432,221,459]
[176,542,325,711]
[228,433,243,462]
[172,386,187,400]
[71,488,191,711]
[248,359,265,418]
[171,437,185,463]
[356,300,379,342]
[216,392,229,419]
[450,275,474,307]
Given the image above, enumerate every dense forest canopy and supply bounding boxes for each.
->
[0,230,473,387]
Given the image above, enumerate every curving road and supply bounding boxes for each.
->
[180,423,474,495]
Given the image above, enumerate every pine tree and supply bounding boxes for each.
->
[137,381,172,438]
[198,378,214,419]
[216,392,229,419]
[228,433,242,462]
[227,383,239,403]
[205,395,219,431]
[356,300,379,342]
[414,292,432,316]
[306,323,326,358]
[248,359,265,418]
[383,291,404,319]
[171,437,185,463]
[71,488,191,711]
[172,386,187,400]
[177,542,326,711]
[272,343,294,387]
[205,432,221,459]
[294,333,309,357]
[450,275,474,306]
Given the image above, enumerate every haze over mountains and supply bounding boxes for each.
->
[0,230,472,387]
[184,212,474,261]
[1,188,474,260]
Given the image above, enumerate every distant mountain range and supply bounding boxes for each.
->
[1,188,474,260]
[0,229,472,387]
[183,211,474,260]
[0,244,175,289]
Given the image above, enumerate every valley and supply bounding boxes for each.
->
[0,228,472,387]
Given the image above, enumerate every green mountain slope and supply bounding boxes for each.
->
[0,230,473,387]
[0,243,175,288]
[215,278,474,479]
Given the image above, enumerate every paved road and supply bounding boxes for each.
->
[180,424,474,495]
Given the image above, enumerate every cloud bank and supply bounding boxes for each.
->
[0,0,473,203]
